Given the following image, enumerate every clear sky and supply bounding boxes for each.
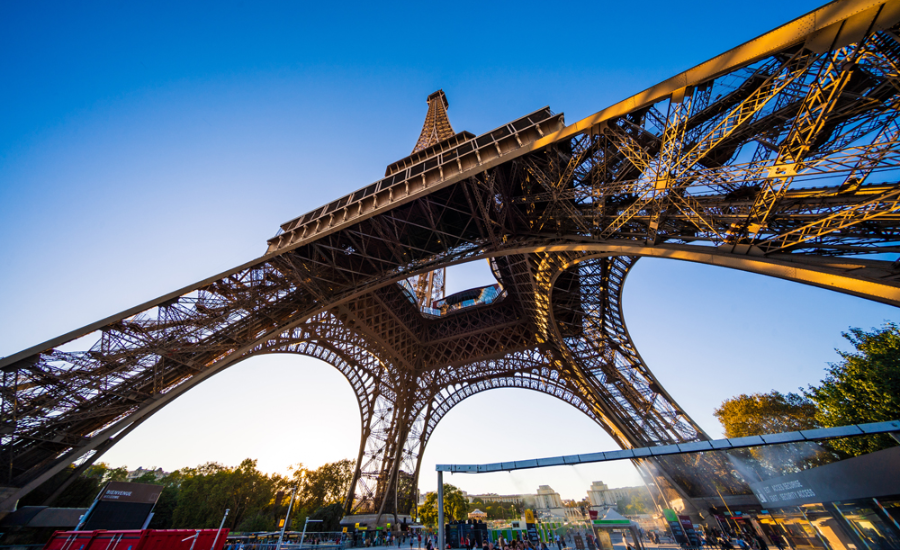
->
[2,0,895,502]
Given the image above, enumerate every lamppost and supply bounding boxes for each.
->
[211,509,230,550]
[276,486,298,550]
[437,471,444,550]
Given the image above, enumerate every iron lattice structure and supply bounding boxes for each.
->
[5,0,900,524]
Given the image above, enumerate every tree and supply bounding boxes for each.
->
[288,459,354,513]
[713,391,820,438]
[132,472,161,484]
[806,323,900,456]
[237,512,275,533]
[419,484,468,526]
[616,494,648,516]
[148,471,186,529]
[714,391,837,475]
[309,503,344,532]
[172,459,276,530]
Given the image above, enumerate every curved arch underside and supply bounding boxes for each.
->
[6,1,900,519]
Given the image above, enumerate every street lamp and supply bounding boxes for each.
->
[276,486,300,550]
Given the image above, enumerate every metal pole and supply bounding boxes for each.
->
[74,485,104,531]
[437,471,445,550]
[300,518,309,550]
[277,486,299,550]
[300,519,324,550]
[210,508,230,550]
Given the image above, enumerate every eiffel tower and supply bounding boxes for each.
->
[5,0,900,526]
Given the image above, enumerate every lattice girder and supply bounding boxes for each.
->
[6,1,900,517]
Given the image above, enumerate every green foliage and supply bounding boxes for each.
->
[806,323,900,456]
[148,483,180,529]
[615,494,649,516]
[84,463,129,483]
[289,459,354,512]
[237,512,275,533]
[467,498,519,520]
[713,391,832,474]
[714,323,900,465]
[172,459,277,530]
[6,457,356,543]
[419,484,468,526]
[132,472,161,484]
[713,391,819,438]
[310,503,345,532]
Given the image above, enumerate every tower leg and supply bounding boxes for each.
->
[343,383,427,529]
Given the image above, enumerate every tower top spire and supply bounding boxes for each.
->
[412,90,456,153]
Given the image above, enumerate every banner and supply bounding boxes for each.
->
[678,515,701,548]
[662,509,687,545]
[98,481,162,504]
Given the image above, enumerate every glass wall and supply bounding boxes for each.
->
[831,501,900,550]
[754,498,900,550]
[758,509,827,550]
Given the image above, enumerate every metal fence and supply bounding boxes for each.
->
[224,544,345,550]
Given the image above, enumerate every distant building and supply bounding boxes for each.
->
[468,486,573,520]
[126,467,168,481]
[466,492,533,505]
[586,481,651,511]
[534,485,563,509]
[468,509,487,521]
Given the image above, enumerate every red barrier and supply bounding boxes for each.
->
[43,528,230,550]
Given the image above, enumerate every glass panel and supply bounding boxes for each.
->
[802,504,856,550]
[876,500,900,532]
[760,510,826,550]
[834,502,900,550]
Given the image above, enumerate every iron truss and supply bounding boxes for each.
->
[5,0,900,523]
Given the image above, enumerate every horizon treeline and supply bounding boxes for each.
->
[21,457,355,533]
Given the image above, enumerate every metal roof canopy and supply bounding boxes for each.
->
[435,420,900,473]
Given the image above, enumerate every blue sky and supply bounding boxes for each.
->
[2,0,894,500]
